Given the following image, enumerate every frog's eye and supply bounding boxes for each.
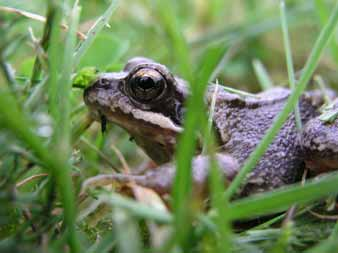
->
[127,68,167,103]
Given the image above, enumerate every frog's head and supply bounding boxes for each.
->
[300,98,338,173]
[84,57,188,164]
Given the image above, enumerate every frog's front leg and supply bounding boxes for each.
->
[110,154,239,195]
[300,98,338,174]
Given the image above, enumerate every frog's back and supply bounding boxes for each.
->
[208,87,323,195]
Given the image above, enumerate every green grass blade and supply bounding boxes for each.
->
[204,82,232,253]
[208,159,232,253]
[56,1,80,154]
[173,42,229,250]
[46,1,82,251]
[225,2,338,199]
[30,6,53,86]
[227,171,338,220]
[73,0,118,68]
[47,1,63,124]
[280,0,302,130]
[252,59,273,90]
[314,75,332,104]
[152,1,195,249]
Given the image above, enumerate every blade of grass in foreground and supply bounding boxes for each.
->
[204,63,231,253]
[46,1,81,252]
[152,1,195,250]
[207,149,232,253]
[174,42,229,250]
[227,171,338,220]
[225,2,338,199]
[154,1,229,249]
[47,0,63,135]
[56,1,80,153]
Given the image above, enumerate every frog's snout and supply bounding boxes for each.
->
[83,81,99,106]
[83,74,121,106]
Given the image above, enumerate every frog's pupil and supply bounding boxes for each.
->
[138,76,156,90]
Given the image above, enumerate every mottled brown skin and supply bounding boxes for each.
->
[206,87,333,195]
[84,57,338,197]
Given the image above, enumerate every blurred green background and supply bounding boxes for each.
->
[2,0,338,91]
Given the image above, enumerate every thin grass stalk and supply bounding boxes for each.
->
[30,6,53,86]
[252,59,273,90]
[280,0,302,130]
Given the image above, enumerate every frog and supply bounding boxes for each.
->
[83,57,338,197]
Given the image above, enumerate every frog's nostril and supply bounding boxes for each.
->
[98,78,110,87]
